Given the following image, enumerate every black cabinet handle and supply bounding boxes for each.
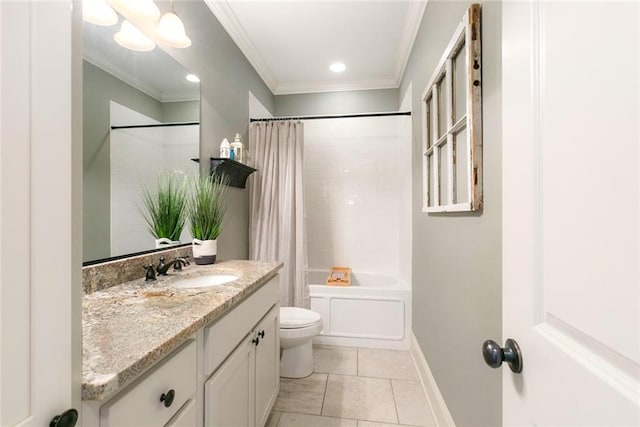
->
[160,389,175,407]
[50,409,78,427]
[258,330,265,339]
[252,336,260,346]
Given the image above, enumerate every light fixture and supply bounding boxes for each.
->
[186,74,200,83]
[330,62,346,73]
[155,11,192,48]
[114,20,156,52]
[82,0,118,26]
[111,0,160,21]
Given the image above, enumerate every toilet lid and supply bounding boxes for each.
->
[280,307,321,329]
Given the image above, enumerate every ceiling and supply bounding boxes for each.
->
[204,0,427,95]
[83,20,200,102]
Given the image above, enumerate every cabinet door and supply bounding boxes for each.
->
[205,336,255,427]
[254,306,280,427]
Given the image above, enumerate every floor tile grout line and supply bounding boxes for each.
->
[320,372,330,416]
[389,378,401,425]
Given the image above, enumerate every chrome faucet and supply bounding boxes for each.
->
[156,256,190,275]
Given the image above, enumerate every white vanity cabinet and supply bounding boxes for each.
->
[82,274,280,427]
[203,277,280,427]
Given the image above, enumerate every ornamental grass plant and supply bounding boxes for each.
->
[187,174,229,241]
[141,172,188,242]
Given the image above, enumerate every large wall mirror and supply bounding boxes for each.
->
[83,20,200,264]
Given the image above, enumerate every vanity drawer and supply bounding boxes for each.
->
[101,339,197,427]
[204,275,279,375]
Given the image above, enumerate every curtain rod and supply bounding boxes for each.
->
[111,121,200,130]
[249,111,411,122]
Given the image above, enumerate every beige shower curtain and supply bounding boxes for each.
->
[249,121,308,308]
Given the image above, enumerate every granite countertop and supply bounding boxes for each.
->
[82,259,282,402]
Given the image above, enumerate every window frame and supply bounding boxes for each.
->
[421,4,482,213]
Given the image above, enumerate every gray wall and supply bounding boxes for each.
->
[275,88,399,117]
[400,2,502,426]
[83,60,166,261]
[165,0,275,261]
[163,100,200,122]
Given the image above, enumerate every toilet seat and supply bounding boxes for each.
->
[280,307,321,329]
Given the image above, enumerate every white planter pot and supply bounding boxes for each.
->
[192,238,217,265]
[155,238,181,249]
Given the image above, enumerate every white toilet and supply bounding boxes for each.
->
[279,307,323,378]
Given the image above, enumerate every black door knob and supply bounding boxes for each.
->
[50,409,78,427]
[160,389,175,407]
[482,338,523,373]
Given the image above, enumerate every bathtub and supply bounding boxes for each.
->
[309,270,411,350]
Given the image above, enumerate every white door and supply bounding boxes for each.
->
[0,1,81,426]
[501,1,640,425]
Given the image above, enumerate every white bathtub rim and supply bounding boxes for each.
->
[308,269,410,290]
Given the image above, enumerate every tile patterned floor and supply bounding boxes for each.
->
[267,346,436,427]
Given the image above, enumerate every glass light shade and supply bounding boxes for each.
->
[114,20,156,52]
[155,12,192,48]
[112,0,160,21]
[330,62,346,73]
[83,0,118,26]
[186,74,200,83]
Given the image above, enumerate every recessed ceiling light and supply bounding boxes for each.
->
[330,62,346,73]
[186,74,200,83]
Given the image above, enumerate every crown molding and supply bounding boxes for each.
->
[274,78,398,95]
[203,0,278,92]
[394,0,428,85]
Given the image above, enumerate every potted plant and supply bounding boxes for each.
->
[187,174,229,264]
[141,172,188,248]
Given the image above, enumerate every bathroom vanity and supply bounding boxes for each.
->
[81,258,282,427]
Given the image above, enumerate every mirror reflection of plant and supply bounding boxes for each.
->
[188,174,230,241]
[141,172,188,241]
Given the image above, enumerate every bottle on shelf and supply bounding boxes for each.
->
[230,133,244,163]
[219,138,231,158]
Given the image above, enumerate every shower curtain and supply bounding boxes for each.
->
[249,121,308,308]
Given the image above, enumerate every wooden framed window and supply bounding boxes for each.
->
[422,4,482,213]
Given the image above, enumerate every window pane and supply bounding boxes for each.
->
[453,44,467,122]
[438,143,450,205]
[437,78,447,138]
[428,153,436,206]
[425,96,433,149]
[454,126,469,203]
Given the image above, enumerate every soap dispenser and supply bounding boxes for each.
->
[219,138,231,158]
[230,133,244,163]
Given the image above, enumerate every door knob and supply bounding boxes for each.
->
[160,389,175,407]
[50,409,78,427]
[482,338,523,373]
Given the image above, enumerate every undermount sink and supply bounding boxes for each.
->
[171,274,239,289]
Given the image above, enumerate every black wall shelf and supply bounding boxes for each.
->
[192,158,257,188]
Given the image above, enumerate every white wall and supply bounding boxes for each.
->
[304,116,411,281]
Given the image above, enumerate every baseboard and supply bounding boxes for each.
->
[410,332,456,427]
